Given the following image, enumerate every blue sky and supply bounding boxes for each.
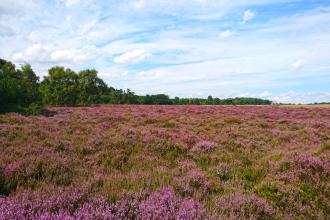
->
[1,0,330,103]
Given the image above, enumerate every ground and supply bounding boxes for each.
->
[0,105,329,219]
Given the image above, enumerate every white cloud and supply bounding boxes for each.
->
[243,9,256,23]
[26,31,45,42]
[258,91,273,99]
[133,0,145,9]
[113,49,150,64]
[137,71,147,77]
[62,0,80,7]
[0,0,36,15]
[137,70,159,78]
[122,71,129,76]
[12,53,24,62]
[292,59,307,70]
[50,49,77,62]
[12,44,50,63]
[11,44,100,67]
[0,24,15,36]
[50,47,100,64]
[219,29,233,39]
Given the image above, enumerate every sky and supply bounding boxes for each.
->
[1,0,330,103]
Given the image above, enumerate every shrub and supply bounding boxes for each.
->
[191,141,217,153]
[215,192,278,219]
[0,187,206,219]
[278,155,330,183]
[216,163,232,181]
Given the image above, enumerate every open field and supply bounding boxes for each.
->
[0,105,329,219]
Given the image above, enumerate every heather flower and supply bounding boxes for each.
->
[215,163,231,181]
[0,187,206,220]
[4,161,23,177]
[187,171,210,189]
[99,122,111,130]
[191,141,216,153]
[215,192,277,219]
[271,129,281,137]
[277,155,330,183]
[138,187,206,220]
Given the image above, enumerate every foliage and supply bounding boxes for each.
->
[40,66,79,106]
[0,59,42,114]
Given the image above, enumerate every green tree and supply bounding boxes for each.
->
[123,89,139,104]
[40,67,78,106]
[0,59,42,114]
[207,95,213,104]
[174,96,180,105]
[19,64,41,105]
[0,59,21,113]
[77,69,108,105]
[143,94,171,105]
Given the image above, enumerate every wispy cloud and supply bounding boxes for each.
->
[62,0,80,7]
[219,30,233,39]
[292,59,307,70]
[114,49,150,64]
[242,9,256,23]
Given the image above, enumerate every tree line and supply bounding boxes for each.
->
[0,58,272,114]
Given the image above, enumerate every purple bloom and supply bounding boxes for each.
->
[215,192,277,219]
[191,141,217,153]
[0,187,206,220]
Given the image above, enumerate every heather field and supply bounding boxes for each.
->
[0,105,329,219]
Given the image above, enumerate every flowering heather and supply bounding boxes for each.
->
[191,141,217,153]
[277,154,330,183]
[0,105,330,219]
[0,187,205,219]
[214,192,277,219]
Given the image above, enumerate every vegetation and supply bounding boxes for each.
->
[0,59,42,115]
[1,58,271,115]
[0,105,329,219]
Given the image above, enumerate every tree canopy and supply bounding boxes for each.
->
[0,59,41,114]
[0,58,272,114]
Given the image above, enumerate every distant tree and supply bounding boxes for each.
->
[207,95,213,104]
[40,67,78,106]
[143,94,171,105]
[77,69,108,105]
[116,89,125,104]
[174,96,180,105]
[0,59,42,114]
[0,59,21,113]
[106,87,120,104]
[214,97,220,104]
[19,64,41,105]
[124,89,139,104]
